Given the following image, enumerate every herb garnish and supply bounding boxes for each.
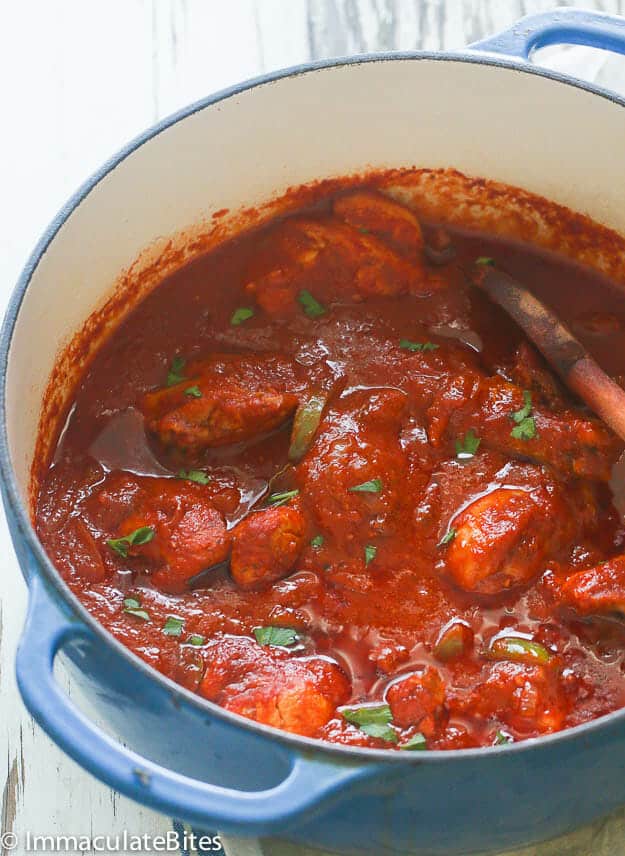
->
[178,469,211,485]
[455,429,481,458]
[400,339,439,353]
[107,526,155,558]
[187,634,206,646]
[510,390,537,441]
[349,478,383,494]
[341,704,398,743]
[476,257,495,266]
[123,597,150,622]
[254,626,299,647]
[400,732,427,751]
[438,528,457,548]
[311,535,324,549]
[364,545,377,566]
[166,356,186,387]
[494,730,513,745]
[184,385,202,398]
[265,489,300,507]
[298,289,326,318]
[230,307,255,326]
[163,616,185,637]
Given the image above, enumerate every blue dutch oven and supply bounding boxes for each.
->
[4,10,625,855]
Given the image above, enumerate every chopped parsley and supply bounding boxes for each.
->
[364,545,377,566]
[341,704,398,743]
[107,526,155,559]
[166,355,186,387]
[476,256,495,266]
[400,732,427,751]
[510,390,537,441]
[184,385,202,398]
[400,339,439,353]
[298,289,326,318]
[123,597,150,622]
[265,489,299,507]
[455,429,481,458]
[163,616,185,637]
[438,528,457,548]
[349,478,383,494]
[494,730,513,745]
[230,306,255,326]
[254,626,299,647]
[178,469,211,485]
[187,634,206,646]
[310,535,324,549]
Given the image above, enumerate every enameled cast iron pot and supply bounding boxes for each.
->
[5,10,625,855]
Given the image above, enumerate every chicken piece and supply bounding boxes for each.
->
[102,475,231,594]
[429,372,621,481]
[449,661,565,734]
[198,635,350,736]
[418,453,597,595]
[443,486,565,595]
[333,191,425,258]
[245,216,429,317]
[230,501,306,591]
[296,388,408,551]
[143,354,300,454]
[560,556,625,618]
[386,667,446,735]
[507,342,566,409]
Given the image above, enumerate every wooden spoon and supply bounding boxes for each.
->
[473,264,625,442]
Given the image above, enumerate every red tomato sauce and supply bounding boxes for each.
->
[35,188,625,750]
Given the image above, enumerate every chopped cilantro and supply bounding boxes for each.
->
[254,626,299,647]
[178,469,211,485]
[298,289,326,318]
[341,704,398,743]
[438,528,456,548]
[166,355,186,387]
[108,526,155,559]
[400,339,439,353]
[455,429,481,458]
[123,597,150,622]
[400,732,427,750]
[364,545,377,566]
[163,616,185,637]
[349,478,383,494]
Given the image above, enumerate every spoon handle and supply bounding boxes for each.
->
[475,266,625,442]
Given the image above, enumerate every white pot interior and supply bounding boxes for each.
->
[8,57,625,506]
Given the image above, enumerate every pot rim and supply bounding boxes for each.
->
[4,47,625,764]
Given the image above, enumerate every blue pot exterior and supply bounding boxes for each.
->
[6,10,625,854]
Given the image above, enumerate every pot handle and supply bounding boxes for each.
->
[469,8,625,61]
[16,575,383,835]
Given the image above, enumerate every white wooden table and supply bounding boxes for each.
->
[2,2,625,854]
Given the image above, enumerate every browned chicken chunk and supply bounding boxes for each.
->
[559,556,625,618]
[230,501,306,590]
[143,354,300,454]
[99,474,231,594]
[428,372,621,481]
[198,635,350,736]
[245,213,431,317]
